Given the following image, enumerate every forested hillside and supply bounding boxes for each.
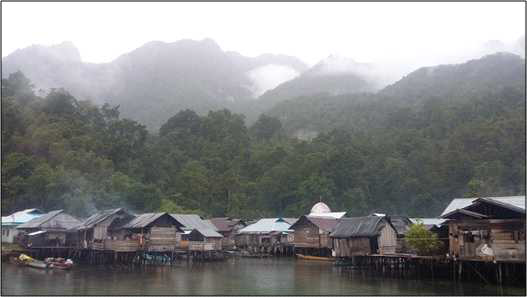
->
[2,39,307,130]
[2,52,525,219]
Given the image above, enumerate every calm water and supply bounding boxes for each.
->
[2,257,525,295]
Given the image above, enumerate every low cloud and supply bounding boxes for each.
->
[247,64,300,98]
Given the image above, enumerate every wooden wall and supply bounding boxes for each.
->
[448,219,525,262]
[332,237,371,257]
[147,227,180,252]
[235,233,282,248]
[378,223,397,255]
[292,221,331,248]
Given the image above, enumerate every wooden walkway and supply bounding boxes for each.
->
[336,254,526,286]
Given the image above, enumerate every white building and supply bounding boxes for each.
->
[307,202,346,219]
[1,209,44,243]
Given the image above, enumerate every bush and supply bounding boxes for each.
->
[405,220,442,256]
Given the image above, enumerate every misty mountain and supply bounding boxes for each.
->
[255,55,381,110]
[2,39,307,130]
[267,52,526,139]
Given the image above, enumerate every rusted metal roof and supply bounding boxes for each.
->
[290,215,339,232]
[209,217,245,232]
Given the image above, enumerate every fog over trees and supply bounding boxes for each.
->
[2,38,524,218]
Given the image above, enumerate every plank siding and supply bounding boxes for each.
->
[448,219,525,261]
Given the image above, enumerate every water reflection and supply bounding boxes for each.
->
[1,258,525,295]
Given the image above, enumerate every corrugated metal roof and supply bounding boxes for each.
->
[193,228,223,238]
[170,214,217,231]
[17,210,81,231]
[120,213,182,229]
[1,209,44,225]
[330,216,386,238]
[209,218,244,232]
[472,198,526,214]
[73,208,127,230]
[290,215,339,232]
[281,218,299,225]
[410,218,446,227]
[441,196,525,216]
[238,218,292,234]
[441,208,489,219]
[387,216,413,235]
[17,210,63,229]
[308,212,346,219]
[28,230,47,236]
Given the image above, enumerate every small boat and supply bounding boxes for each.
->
[18,254,49,269]
[26,260,49,269]
[295,254,335,262]
[49,262,73,270]
[45,257,74,270]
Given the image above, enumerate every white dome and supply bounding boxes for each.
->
[310,202,331,214]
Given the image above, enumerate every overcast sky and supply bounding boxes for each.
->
[2,2,525,68]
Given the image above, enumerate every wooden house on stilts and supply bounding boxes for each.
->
[289,215,339,257]
[120,213,184,252]
[441,196,525,262]
[330,216,397,258]
[16,210,81,248]
[72,208,136,251]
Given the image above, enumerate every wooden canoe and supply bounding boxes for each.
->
[295,254,335,261]
[25,260,49,269]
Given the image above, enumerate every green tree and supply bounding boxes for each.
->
[405,221,442,255]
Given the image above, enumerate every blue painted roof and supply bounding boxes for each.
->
[238,218,293,234]
[1,209,44,226]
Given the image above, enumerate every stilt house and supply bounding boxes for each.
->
[330,216,397,258]
[385,215,413,253]
[289,215,339,257]
[73,208,136,251]
[209,217,246,249]
[187,228,224,251]
[170,214,220,249]
[441,196,525,262]
[2,208,44,243]
[120,213,184,252]
[236,218,296,253]
[16,210,81,247]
